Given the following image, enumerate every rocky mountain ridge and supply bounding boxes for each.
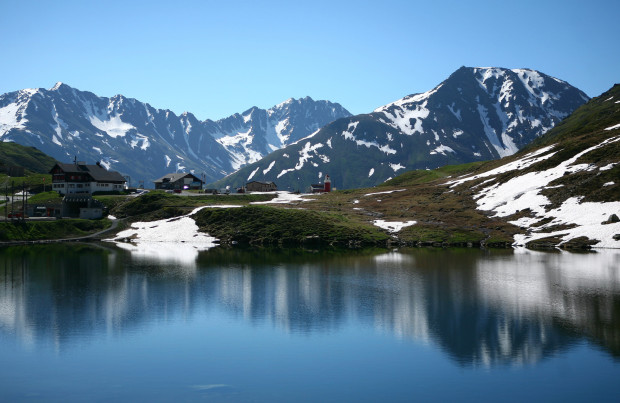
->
[212,66,589,191]
[0,84,349,184]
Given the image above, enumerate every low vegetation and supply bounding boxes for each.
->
[109,191,276,221]
[194,205,390,246]
[0,219,111,242]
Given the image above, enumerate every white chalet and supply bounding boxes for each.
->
[50,162,126,195]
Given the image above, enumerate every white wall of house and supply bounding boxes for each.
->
[52,182,124,195]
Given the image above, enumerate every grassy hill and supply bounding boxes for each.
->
[0,142,57,174]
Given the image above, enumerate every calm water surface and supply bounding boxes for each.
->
[1,244,619,402]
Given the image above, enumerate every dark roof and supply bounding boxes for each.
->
[153,172,202,183]
[247,181,276,186]
[52,163,126,182]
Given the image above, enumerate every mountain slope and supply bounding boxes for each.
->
[0,142,57,174]
[0,83,233,184]
[349,84,619,248]
[212,67,589,191]
[446,84,620,248]
[0,84,349,185]
[209,97,351,170]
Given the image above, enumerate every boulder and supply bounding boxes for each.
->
[602,214,619,225]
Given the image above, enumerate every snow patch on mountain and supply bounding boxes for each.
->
[430,145,455,155]
[0,102,27,137]
[448,145,557,187]
[471,135,620,248]
[263,160,276,175]
[89,113,135,138]
[342,121,397,155]
[605,123,620,131]
[247,167,260,181]
[390,163,405,172]
[379,101,430,135]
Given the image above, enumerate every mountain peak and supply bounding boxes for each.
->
[214,66,590,191]
[50,82,66,91]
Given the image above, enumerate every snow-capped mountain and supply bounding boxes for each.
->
[208,97,351,170]
[0,84,349,184]
[212,67,589,191]
[0,83,232,184]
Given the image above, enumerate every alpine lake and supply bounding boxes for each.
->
[1,242,619,402]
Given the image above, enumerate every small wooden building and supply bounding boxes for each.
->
[246,181,277,192]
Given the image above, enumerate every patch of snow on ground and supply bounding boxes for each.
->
[605,123,620,131]
[600,163,617,171]
[373,219,417,233]
[448,145,557,187]
[164,155,171,168]
[603,182,614,187]
[472,135,620,248]
[107,206,221,247]
[107,215,116,220]
[512,198,620,248]
[251,192,314,204]
[368,168,374,177]
[364,189,406,197]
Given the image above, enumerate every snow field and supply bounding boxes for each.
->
[373,220,417,233]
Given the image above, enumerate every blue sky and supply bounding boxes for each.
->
[1,0,618,120]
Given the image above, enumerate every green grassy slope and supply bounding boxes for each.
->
[0,142,57,173]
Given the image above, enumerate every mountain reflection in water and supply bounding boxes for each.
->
[0,244,619,367]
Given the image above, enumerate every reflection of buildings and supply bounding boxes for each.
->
[1,246,619,365]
